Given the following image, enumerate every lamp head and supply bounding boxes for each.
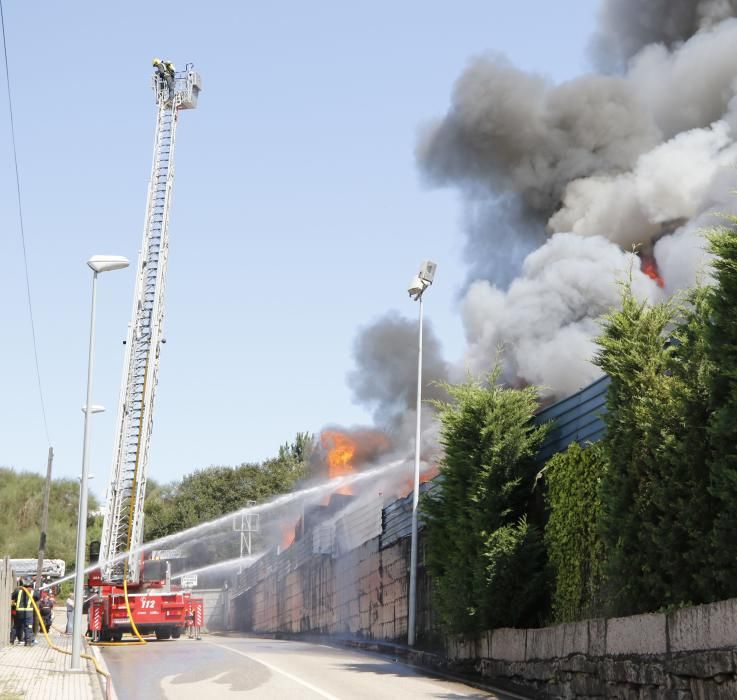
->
[87,255,130,274]
[408,260,437,300]
[81,405,105,414]
[408,275,427,300]
[418,260,437,285]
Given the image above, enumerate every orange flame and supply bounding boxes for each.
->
[399,463,440,498]
[641,255,665,288]
[280,525,296,550]
[321,430,356,495]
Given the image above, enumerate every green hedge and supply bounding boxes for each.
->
[543,442,606,623]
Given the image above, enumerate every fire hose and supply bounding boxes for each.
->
[20,586,110,679]
[89,578,147,647]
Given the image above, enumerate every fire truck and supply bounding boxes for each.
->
[86,61,203,642]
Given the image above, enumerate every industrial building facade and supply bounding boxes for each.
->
[228,376,610,642]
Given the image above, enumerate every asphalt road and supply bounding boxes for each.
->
[101,634,512,699]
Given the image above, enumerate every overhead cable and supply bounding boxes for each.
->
[0,1,51,445]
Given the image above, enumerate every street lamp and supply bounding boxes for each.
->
[82,405,105,414]
[71,255,129,670]
[407,260,436,648]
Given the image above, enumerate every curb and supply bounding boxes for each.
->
[334,637,536,700]
[85,639,118,700]
[229,630,537,699]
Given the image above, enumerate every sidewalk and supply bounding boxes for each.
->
[0,608,106,700]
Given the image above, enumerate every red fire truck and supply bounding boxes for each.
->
[84,61,204,643]
[87,557,202,642]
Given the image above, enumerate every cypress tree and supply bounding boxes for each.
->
[656,287,716,604]
[593,283,675,614]
[422,371,549,633]
[705,224,737,597]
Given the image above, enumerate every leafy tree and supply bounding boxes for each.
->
[0,468,99,569]
[422,373,549,633]
[143,432,314,542]
[278,432,314,466]
[141,480,179,542]
[543,442,607,623]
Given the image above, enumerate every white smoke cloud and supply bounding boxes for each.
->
[549,120,737,248]
[461,234,662,397]
[654,224,713,297]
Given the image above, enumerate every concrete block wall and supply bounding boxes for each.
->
[234,533,429,643]
[195,588,227,630]
[446,599,737,698]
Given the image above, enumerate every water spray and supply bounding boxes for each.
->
[171,554,264,581]
[42,456,415,592]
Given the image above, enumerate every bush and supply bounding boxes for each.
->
[480,516,549,628]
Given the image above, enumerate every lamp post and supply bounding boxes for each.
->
[407,260,437,648]
[71,255,129,670]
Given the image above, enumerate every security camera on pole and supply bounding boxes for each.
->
[407,260,436,647]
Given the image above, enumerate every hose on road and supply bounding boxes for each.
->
[21,586,111,679]
[89,577,148,647]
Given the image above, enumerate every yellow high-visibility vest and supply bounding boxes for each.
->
[16,590,32,611]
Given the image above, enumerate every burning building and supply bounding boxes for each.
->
[276,428,438,555]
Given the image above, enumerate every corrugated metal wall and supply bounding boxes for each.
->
[380,481,436,550]
[534,375,609,463]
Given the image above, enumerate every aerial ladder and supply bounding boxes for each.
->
[87,61,203,642]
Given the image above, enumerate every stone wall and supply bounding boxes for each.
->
[233,534,435,643]
[231,514,737,699]
[445,599,737,699]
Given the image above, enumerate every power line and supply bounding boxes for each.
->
[0,1,51,446]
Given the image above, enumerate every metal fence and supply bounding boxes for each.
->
[0,557,14,647]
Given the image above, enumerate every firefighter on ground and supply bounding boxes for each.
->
[9,593,20,644]
[39,590,54,632]
[11,579,38,646]
[185,604,194,638]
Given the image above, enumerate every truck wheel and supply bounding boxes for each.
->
[112,632,123,642]
[155,628,172,640]
[171,628,181,639]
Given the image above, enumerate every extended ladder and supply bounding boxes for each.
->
[99,64,201,584]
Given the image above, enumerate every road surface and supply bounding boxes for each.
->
[101,634,513,699]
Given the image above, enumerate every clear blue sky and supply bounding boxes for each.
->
[0,2,597,494]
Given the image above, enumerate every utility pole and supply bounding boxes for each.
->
[35,446,54,590]
[233,502,259,572]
